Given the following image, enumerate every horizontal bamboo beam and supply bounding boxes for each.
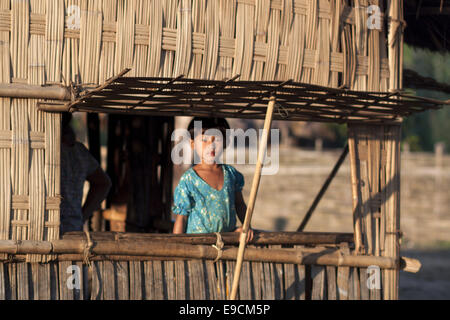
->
[36,104,405,125]
[400,256,422,273]
[0,83,71,100]
[61,231,355,245]
[0,239,420,272]
[37,102,70,112]
[6,254,190,263]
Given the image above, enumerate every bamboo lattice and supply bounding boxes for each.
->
[42,74,441,124]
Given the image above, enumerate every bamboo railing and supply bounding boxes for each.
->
[0,231,420,300]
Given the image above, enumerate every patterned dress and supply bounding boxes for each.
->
[172,164,245,234]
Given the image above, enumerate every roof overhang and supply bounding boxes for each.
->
[37,69,448,125]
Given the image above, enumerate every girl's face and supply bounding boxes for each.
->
[191,131,224,164]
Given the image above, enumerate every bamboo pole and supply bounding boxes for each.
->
[0,239,420,272]
[0,83,71,100]
[62,231,355,245]
[229,95,276,300]
[348,126,364,254]
[37,103,70,113]
[386,0,404,300]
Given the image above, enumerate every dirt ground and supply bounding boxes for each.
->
[400,249,450,300]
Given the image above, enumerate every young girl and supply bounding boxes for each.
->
[172,117,253,242]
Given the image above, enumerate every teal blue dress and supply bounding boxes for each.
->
[172,164,245,234]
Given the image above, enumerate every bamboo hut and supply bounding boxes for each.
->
[0,0,448,300]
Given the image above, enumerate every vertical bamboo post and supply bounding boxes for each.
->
[348,127,364,254]
[229,96,276,300]
[382,124,401,300]
[386,0,403,300]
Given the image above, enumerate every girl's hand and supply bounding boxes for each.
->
[173,215,187,234]
[234,227,254,243]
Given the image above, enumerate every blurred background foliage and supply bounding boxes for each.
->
[402,45,450,152]
[327,44,449,152]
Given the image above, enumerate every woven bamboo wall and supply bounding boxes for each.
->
[0,0,62,264]
[347,123,401,300]
[0,0,391,258]
[0,248,381,300]
[345,0,403,300]
[0,0,390,86]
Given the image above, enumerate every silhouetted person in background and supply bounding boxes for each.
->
[60,113,111,234]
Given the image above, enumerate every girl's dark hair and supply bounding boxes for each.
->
[187,117,230,146]
[187,117,229,137]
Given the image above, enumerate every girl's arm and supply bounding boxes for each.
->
[173,214,187,234]
[235,191,254,242]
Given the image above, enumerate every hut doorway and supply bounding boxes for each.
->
[81,114,174,234]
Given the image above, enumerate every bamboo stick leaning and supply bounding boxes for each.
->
[229,96,276,300]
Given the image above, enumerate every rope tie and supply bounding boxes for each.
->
[211,232,224,263]
[83,230,94,267]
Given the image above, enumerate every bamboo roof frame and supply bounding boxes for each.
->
[36,68,448,124]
